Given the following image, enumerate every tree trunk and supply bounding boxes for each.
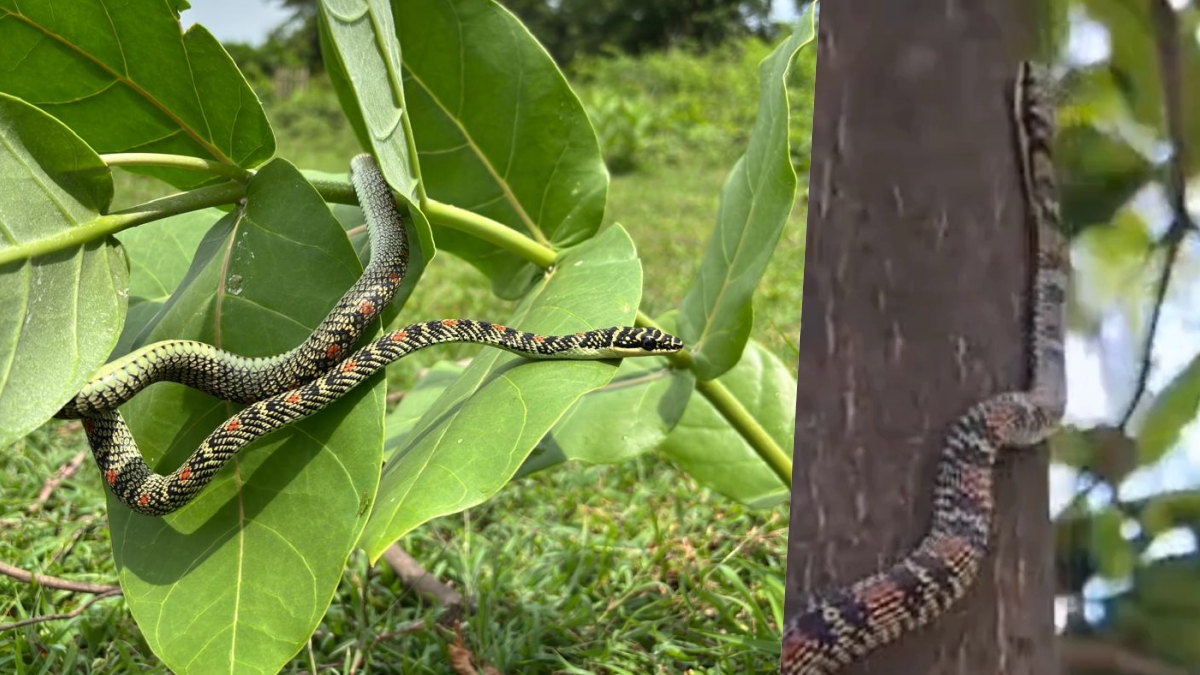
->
[785,1,1057,674]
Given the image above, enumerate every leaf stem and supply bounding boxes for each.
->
[636,310,791,487]
[99,153,252,181]
[424,200,557,268]
[0,181,243,266]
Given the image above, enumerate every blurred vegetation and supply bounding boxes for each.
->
[1040,0,1200,673]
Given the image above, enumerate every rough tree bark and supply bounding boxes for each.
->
[785,0,1057,674]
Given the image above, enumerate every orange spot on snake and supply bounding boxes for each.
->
[391,330,407,341]
[533,335,546,343]
[342,359,357,373]
[325,344,341,360]
[359,300,375,315]
[138,494,149,506]
[105,470,118,485]
[493,324,507,332]
[226,419,241,432]
[441,319,458,327]
[285,393,301,404]
[83,420,96,433]
[860,578,905,610]
[387,272,400,283]
[179,466,192,482]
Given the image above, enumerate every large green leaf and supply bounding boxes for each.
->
[111,209,214,356]
[1090,507,1136,580]
[317,0,438,274]
[0,94,125,448]
[522,356,695,475]
[107,160,384,675]
[395,0,609,297]
[1137,351,1200,465]
[382,360,467,447]
[659,338,796,507]
[361,224,646,560]
[521,311,696,475]
[1056,124,1155,231]
[0,0,274,188]
[676,13,813,381]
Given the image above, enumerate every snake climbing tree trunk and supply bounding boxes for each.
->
[784,1,1059,674]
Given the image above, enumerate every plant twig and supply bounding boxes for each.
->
[0,561,119,595]
[0,588,123,632]
[0,180,245,266]
[1119,0,1199,431]
[29,449,88,513]
[382,545,468,613]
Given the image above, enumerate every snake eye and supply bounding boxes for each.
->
[640,335,657,351]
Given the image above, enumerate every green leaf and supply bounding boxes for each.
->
[318,0,416,198]
[111,209,215,356]
[1090,507,1136,580]
[0,0,274,189]
[1137,351,1200,464]
[395,0,609,297]
[383,360,467,448]
[360,224,646,560]
[107,159,383,675]
[317,0,438,276]
[1057,124,1154,231]
[659,338,796,508]
[1080,0,1200,177]
[0,93,125,448]
[1071,209,1158,336]
[677,13,813,381]
[521,356,695,475]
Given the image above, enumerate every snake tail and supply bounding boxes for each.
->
[85,322,683,516]
[779,61,1068,674]
[57,154,406,418]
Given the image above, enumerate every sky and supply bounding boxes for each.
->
[181,0,292,44]
[181,0,805,46]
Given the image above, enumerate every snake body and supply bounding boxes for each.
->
[779,62,1068,674]
[57,154,408,419]
[66,155,683,516]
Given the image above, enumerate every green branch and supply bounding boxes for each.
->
[100,153,252,181]
[0,181,244,267]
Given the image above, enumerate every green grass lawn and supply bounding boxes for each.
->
[3,45,806,673]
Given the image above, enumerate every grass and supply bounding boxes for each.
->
[3,36,807,674]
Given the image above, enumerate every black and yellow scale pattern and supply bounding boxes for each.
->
[779,62,1068,674]
[60,155,683,516]
[57,154,408,418]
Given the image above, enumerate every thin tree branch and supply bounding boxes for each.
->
[1119,0,1198,430]
[29,449,88,513]
[0,589,123,632]
[0,561,119,595]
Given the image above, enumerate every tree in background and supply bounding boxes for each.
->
[501,0,777,64]
[266,0,778,68]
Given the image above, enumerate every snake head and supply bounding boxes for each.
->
[609,327,684,356]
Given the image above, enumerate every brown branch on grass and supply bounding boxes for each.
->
[0,561,119,595]
[1060,636,1189,675]
[28,449,88,513]
[382,544,468,615]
